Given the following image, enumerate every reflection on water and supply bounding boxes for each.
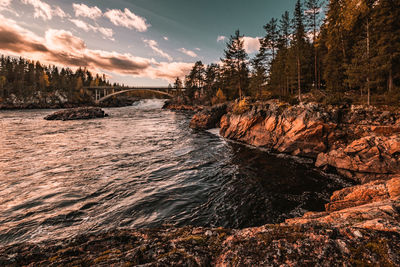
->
[0,100,349,246]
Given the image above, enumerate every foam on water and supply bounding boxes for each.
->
[132,99,166,110]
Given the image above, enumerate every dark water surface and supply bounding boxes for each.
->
[0,100,349,246]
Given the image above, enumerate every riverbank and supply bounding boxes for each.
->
[0,96,139,110]
[1,176,399,265]
[1,100,399,265]
[190,100,400,183]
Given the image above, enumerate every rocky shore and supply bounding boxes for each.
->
[162,100,204,112]
[0,96,138,110]
[1,101,399,266]
[1,176,399,265]
[44,107,108,121]
[200,101,400,184]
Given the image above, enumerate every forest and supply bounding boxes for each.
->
[180,0,400,106]
[1,0,398,107]
[0,55,113,104]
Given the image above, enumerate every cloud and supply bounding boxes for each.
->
[45,29,86,52]
[22,0,68,20]
[72,3,102,20]
[147,62,193,81]
[217,35,226,42]
[178,48,197,58]
[143,39,172,61]
[195,48,201,51]
[104,8,149,32]
[70,19,114,40]
[0,17,48,53]
[304,8,322,15]
[0,15,191,82]
[0,0,17,15]
[53,6,68,18]
[241,36,261,53]
[0,0,11,8]
[163,36,168,41]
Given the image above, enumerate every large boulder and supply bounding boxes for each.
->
[44,107,108,121]
[316,136,400,183]
[285,177,400,232]
[219,102,338,158]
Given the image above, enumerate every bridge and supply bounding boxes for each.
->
[84,86,186,104]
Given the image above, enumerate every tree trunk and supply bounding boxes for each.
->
[313,11,317,90]
[388,68,393,92]
[287,76,289,96]
[297,55,301,102]
[367,18,370,106]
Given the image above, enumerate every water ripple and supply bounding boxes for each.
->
[0,100,351,246]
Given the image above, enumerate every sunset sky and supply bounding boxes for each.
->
[0,0,298,86]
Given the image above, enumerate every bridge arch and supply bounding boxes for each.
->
[96,88,174,103]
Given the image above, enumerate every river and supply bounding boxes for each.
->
[0,99,350,246]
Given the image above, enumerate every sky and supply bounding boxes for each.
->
[0,0,298,86]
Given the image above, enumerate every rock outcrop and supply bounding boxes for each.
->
[285,177,400,233]
[190,104,228,129]
[316,135,400,183]
[220,102,339,158]
[217,101,400,183]
[44,107,108,121]
[1,184,399,266]
[162,99,204,111]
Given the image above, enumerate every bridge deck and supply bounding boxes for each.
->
[85,86,186,90]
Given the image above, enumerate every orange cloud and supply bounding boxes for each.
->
[0,16,192,82]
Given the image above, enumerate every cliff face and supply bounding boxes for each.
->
[218,101,400,183]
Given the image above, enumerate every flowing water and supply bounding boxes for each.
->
[0,99,350,246]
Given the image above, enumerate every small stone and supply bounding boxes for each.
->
[353,230,363,238]
[205,230,212,236]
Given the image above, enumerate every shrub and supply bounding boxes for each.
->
[323,93,353,106]
[211,88,227,105]
[232,97,250,114]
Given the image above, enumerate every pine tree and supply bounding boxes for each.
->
[221,30,249,99]
[185,61,205,99]
[249,49,267,98]
[371,0,400,94]
[321,0,349,93]
[263,18,279,62]
[173,77,183,89]
[293,0,307,101]
[278,11,292,95]
[204,63,219,98]
[305,0,322,90]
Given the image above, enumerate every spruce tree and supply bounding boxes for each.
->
[305,0,322,90]
[371,0,400,94]
[221,30,249,99]
[293,0,307,101]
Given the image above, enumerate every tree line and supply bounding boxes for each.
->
[179,0,400,105]
[0,55,116,103]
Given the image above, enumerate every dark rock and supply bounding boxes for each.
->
[44,107,108,121]
[190,104,228,130]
